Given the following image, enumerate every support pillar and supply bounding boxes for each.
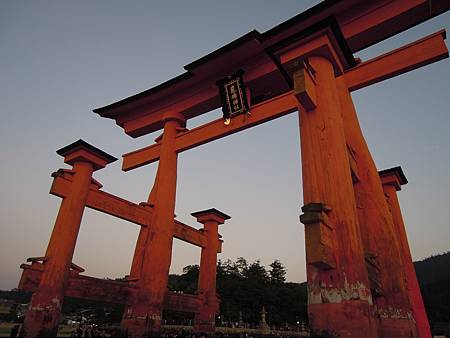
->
[336,77,418,337]
[191,208,230,335]
[295,56,376,337]
[379,167,431,338]
[129,170,160,280]
[121,112,186,338]
[21,140,116,338]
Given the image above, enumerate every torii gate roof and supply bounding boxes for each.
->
[94,0,450,136]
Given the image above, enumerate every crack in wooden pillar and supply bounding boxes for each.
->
[379,167,431,338]
[21,140,116,338]
[121,112,186,338]
[191,209,230,335]
[337,76,419,338]
[296,55,377,338]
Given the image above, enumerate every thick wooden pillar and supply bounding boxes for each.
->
[21,140,116,338]
[379,167,431,338]
[336,77,419,338]
[121,112,186,338]
[296,56,376,337]
[129,222,149,280]
[192,209,230,335]
[128,171,159,280]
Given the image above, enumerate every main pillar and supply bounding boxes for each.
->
[379,167,431,338]
[121,112,186,338]
[21,140,117,338]
[296,56,376,337]
[336,77,418,337]
[129,171,160,280]
[192,208,230,335]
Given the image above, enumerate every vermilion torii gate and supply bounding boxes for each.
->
[19,140,228,338]
[19,0,449,337]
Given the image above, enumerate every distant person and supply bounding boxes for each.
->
[9,325,20,338]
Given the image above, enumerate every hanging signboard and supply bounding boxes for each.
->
[217,70,250,125]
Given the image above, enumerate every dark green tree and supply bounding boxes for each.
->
[234,257,248,274]
[243,260,269,283]
[220,258,242,277]
[269,259,287,284]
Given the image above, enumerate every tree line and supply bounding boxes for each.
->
[168,258,308,327]
[2,252,449,327]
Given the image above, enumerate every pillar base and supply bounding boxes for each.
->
[380,318,419,338]
[308,301,377,338]
[20,305,60,338]
[193,322,216,335]
[121,316,162,338]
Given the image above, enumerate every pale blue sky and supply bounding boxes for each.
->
[1,1,449,290]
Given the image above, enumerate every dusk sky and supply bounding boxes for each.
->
[1,1,449,291]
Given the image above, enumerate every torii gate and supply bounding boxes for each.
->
[18,140,228,338]
[19,0,449,337]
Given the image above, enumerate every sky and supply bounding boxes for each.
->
[1,1,449,291]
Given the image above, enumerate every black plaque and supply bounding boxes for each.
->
[217,70,250,122]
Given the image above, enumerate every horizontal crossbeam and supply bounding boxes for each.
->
[345,30,448,91]
[122,30,448,172]
[174,220,207,248]
[19,262,133,304]
[122,91,298,171]
[50,171,151,226]
[19,262,207,312]
[50,171,217,249]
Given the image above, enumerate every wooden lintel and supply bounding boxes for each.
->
[165,292,203,313]
[345,30,448,92]
[96,0,450,138]
[50,174,215,248]
[173,220,207,248]
[176,90,298,151]
[123,86,218,138]
[19,263,134,304]
[86,189,151,226]
[122,90,298,171]
[50,175,151,226]
[121,31,448,171]
[122,30,449,172]
[122,143,161,172]
[19,262,205,312]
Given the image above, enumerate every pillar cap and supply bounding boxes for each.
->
[56,139,117,171]
[379,166,408,191]
[191,208,231,224]
[162,111,187,125]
